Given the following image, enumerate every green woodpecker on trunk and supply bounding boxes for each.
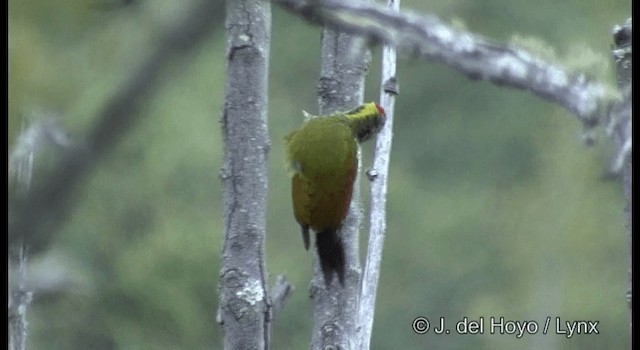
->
[284,102,386,286]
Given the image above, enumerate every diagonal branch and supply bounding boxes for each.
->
[9,0,225,255]
[275,0,608,127]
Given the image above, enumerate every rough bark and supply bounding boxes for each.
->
[357,1,399,348]
[609,17,631,332]
[218,1,272,349]
[8,245,30,350]
[309,1,371,349]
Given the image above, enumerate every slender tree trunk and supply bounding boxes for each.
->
[218,1,272,349]
[9,119,72,350]
[8,246,29,350]
[310,1,371,348]
[610,17,631,340]
[9,124,34,350]
[357,1,399,348]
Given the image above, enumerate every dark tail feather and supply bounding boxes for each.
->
[315,230,345,286]
[301,225,310,251]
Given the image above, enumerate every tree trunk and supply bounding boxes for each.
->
[610,17,631,338]
[218,1,272,349]
[310,1,371,348]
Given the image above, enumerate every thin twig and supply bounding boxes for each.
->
[357,1,399,348]
[270,275,294,320]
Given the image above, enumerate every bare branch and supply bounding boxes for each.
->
[609,18,631,326]
[607,18,632,176]
[275,0,608,127]
[357,1,399,348]
[8,245,31,350]
[270,275,294,320]
[8,0,225,255]
[9,117,73,189]
[218,0,272,349]
[8,118,60,350]
[605,85,631,175]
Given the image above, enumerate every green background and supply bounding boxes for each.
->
[9,0,630,349]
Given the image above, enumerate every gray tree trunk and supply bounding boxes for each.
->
[357,1,400,348]
[218,1,272,349]
[610,17,631,337]
[9,123,35,350]
[310,1,371,349]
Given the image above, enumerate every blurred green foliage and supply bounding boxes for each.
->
[9,0,629,349]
